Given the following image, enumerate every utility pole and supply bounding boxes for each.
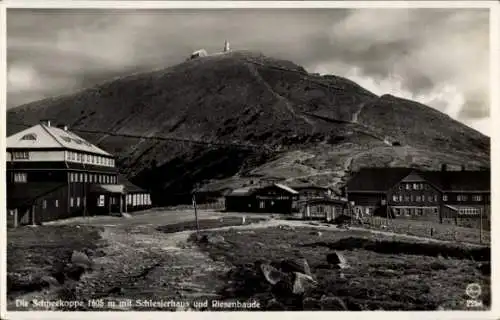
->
[193,184,200,235]
[479,208,483,244]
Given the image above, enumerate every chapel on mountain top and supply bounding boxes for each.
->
[6,120,152,227]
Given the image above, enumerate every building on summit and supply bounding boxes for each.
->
[6,120,152,227]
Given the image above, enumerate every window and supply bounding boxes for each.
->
[13,152,29,160]
[42,200,47,209]
[433,207,439,214]
[405,184,411,190]
[98,195,105,207]
[416,208,423,216]
[416,196,422,202]
[473,195,482,201]
[413,183,418,190]
[55,200,59,208]
[399,184,403,190]
[127,195,132,205]
[20,133,37,140]
[79,173,84,182]
[457,195,468,201]
[70,197,74,207]
[404,196,410,202]
[393,195,399,202]
[84,174,88,183]
[76,197,81,207]
[428,196,433,202]
[424,184,429,190]
[14,172,27,183]
[434,195,438,202]
[443,195,448,202]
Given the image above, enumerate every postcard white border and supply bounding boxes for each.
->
[1,1,498,320]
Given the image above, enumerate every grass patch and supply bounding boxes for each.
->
[364,217,490,245]
[7,225,104,298]
[156,216,267,233]
[193,226,490,311]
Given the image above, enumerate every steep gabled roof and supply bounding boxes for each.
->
[7,124,111,156]
[346,167,414,192]
[420,170,490,192]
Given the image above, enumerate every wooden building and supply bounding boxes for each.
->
[298,198,347,221]
[290,184,334,201]
[6,121,152,225]
[345,166,490,224]
[225,183,299,214]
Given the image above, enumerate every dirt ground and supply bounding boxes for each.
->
[6,209,490,311]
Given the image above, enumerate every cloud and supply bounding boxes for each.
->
[308,8,489,135]
[6,8,490,136]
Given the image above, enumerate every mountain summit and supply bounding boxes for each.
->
[7,51,490,205]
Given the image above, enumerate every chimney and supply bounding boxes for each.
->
[461,165,466,171]
[41,119,51,127]
[224,40,230,52]
[441,164,447,172]
[56,124,69,131]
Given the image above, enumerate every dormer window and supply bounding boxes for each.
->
[20,133,37,141]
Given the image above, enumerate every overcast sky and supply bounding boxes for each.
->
[7,8,491,136]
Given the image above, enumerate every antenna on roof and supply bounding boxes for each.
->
[40,119,51,127]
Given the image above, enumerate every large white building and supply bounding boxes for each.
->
[6,120,152,226]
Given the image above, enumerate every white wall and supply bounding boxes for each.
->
[9,151,65,162]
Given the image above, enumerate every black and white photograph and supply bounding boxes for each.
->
[2,0,497,316]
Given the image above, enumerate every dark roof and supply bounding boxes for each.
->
[420,170,490,191]
[347,167,491,192]
[117,174,148,193]
[346,167,413,192]
[7,183,66,208]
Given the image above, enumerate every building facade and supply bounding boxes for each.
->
[345,167,490,227]
[225,183,299,214]
[6,121,151,226]
[297,198,347,221]
[290,185,334,201]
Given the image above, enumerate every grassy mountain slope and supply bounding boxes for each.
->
[7,51,490,205]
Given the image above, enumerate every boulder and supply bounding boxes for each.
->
[326,251,349,269]
[292,272,317,295]
[71,250,92,270]
[260,263,286,285]
[279,258,312,277]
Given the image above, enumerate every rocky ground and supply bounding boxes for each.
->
[6,209,491,311]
